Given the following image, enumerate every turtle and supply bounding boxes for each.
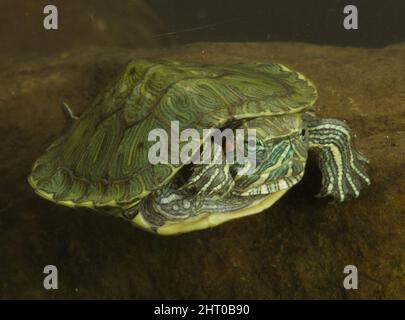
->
[28,59,370,235]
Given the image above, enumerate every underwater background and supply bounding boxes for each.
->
[0,0,404,299]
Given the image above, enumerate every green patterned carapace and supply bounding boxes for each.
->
[28,59,370,235]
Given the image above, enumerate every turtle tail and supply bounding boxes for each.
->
[306,118,370,202]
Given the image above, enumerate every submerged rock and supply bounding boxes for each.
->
[0,42,404,299]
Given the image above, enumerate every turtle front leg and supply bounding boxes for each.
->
[306,118,371,202]
[181,143,235,197]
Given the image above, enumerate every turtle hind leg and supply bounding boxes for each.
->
[306,118,370,202]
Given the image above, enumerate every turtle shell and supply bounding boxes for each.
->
[28,59,317,209]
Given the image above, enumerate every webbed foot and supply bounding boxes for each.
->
[306,118,370,202]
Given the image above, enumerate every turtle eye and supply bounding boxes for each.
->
[301,129,306,136]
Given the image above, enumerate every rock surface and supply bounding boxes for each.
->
[0,42,404,299]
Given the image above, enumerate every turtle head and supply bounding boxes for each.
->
[232,130,308,196]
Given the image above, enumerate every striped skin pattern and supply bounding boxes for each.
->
[306,118,370,202]
[28,59,317,211]
[134,114,310,229]
[234,115,308,196]
[133,113,371,231]
[182,142,235,197]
